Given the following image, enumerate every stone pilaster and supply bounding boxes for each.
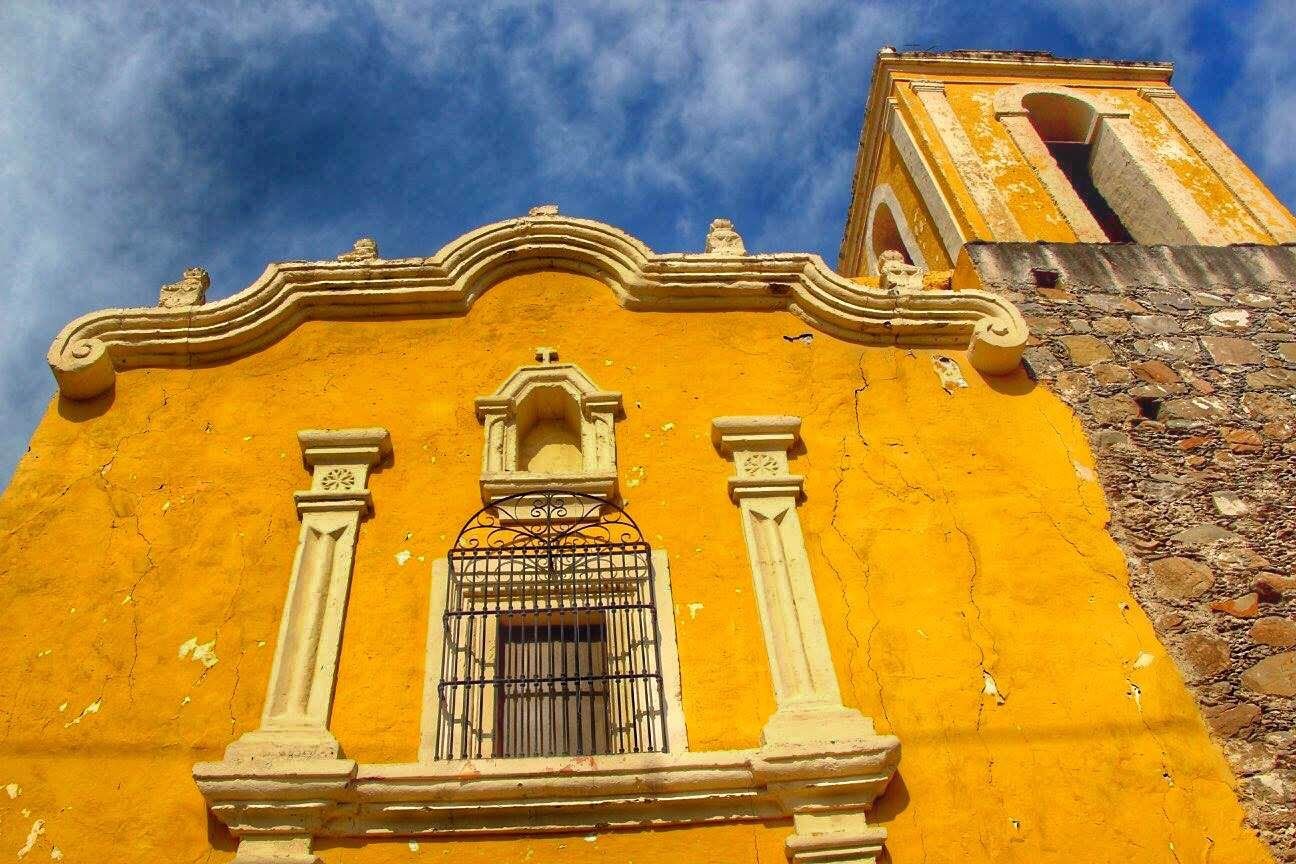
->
[225,428,390,762]
[711,417,877,740]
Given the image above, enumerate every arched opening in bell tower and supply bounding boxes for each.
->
[1022,92,1133,242]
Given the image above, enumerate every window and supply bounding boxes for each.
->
[495,616,609,757]
[1022,92,1132,242]
[431,491,671,760]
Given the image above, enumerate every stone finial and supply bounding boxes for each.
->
[528,204,560,217]
[878,250,922,294]
[337,237,379,262]
[158,267,210,309]
[704,218,747,255]
[534,346,559,364]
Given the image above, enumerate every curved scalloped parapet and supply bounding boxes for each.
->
[47,215,1027,399]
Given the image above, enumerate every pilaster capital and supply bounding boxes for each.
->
[1138,86,1177,101]
[712,416,803,502]
[711,415,800,453]
[909,79,946,94]
[293,427,391,517]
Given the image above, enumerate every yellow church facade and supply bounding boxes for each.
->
[1,50,1293,863]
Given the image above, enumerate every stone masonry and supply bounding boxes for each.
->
[968,242,1296,860]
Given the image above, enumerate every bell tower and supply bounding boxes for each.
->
[839,49,1296,276]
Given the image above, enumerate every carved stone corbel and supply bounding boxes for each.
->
[713,416,894,863]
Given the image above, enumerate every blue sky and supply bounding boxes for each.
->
[1,0,1292,485]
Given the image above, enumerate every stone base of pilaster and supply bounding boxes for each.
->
[223,726,342,765]
[786,813,887,864]
[762,703,877,747]
[232,836,318,864]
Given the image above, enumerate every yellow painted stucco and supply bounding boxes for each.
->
[874,134,954,269]
[0,271,1273,862]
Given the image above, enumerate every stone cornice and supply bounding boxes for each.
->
[48,215,1027,400]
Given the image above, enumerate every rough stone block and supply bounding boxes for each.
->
[1241,653,1296,697]
[1202,336,1264,366]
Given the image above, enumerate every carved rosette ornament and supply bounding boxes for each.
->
[158,266,210,308]
[713,416,899,864]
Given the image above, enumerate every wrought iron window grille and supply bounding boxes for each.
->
[433,490,670,760]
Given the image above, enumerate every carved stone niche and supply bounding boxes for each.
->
[475,351,624,503]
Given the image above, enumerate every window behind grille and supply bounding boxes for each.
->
[434,491,669,760]
[496,617,609,757]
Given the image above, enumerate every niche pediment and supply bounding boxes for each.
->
[474,349,624,502]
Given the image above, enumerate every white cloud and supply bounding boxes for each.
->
[1229,0,1296,207]
[0,2,338,481]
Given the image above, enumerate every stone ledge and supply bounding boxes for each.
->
[195,738,899,857]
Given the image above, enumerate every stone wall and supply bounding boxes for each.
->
[968,242,1296,860]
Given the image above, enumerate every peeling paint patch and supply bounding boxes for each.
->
[1133,652,1155,669]
[627,465,647,488]
[1073,461,1095,482]
[5,783,19,799]
[1127,680,1143,711]
[687,603,704,620]
[584,835,598,842]
[57,702,67,713]
[661,422,675,432]
[16,819,44,859]
[982,670,1006,704]
[178,637,219,668]
[50,849,63,862]
[932,355,968,392]
[63,699,101,728]
[407,840,420,851]
[395,550,412,566]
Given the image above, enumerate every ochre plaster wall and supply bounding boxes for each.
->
[0,271,1274,862]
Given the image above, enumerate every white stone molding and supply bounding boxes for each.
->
[474,353,624,502]
[417,548,688,762]
[1140,86,1296,243]
[233,428,391,759]
[862,184,928,275]
[994,83,1229,245]
[887,104,966,264]
[49,214,1028,400]
[712,415,896,863]
[910,80,1024,242]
